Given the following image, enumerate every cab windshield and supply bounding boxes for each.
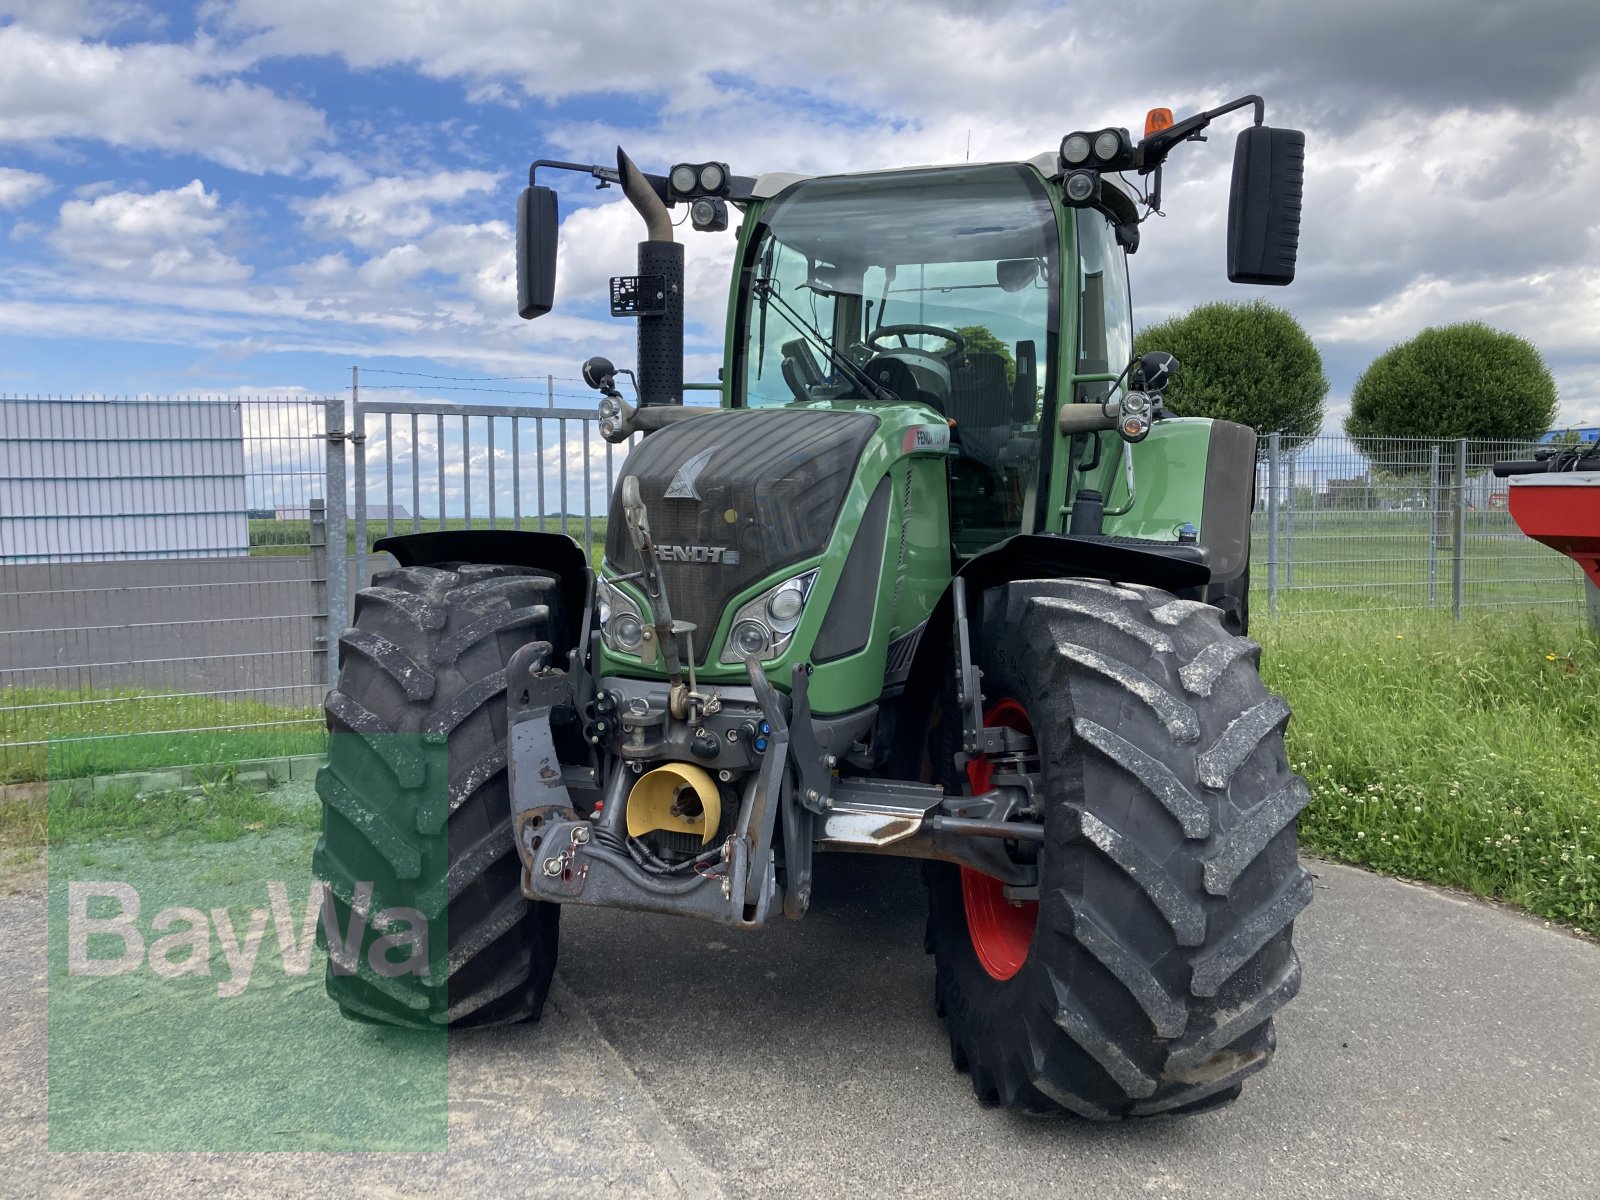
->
[736,163,1061,551]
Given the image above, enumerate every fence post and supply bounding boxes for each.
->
[1452,438,1467,619]
[352,367,369,596]
[1587,578,1600,635]
[1284,450,1296,589]
[308,498,331,691]
[1427,444,1440,607]
[1266,432,1281,617]
[323,395,349,691]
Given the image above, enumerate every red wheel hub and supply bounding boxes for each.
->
[961,697,1038,981]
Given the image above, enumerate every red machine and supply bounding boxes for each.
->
[1495,446,1600,588]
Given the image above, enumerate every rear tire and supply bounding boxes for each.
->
[315,562,566,1027]
[927,577,1309,1118]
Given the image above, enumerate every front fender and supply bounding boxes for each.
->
[373,529,592,647]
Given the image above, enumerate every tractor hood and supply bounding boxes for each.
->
[604,407,880,658]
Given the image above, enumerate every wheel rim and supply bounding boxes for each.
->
[960,697,1039,982]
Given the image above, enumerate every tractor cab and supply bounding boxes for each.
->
[736,162,1064,555]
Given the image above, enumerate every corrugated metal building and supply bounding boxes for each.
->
[0,397,249,562]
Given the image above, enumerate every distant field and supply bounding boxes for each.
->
[1250,508,1587,613]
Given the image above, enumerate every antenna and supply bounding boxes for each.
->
[965,130,971,162]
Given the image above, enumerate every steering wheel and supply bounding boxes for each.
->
[866,324,966,354]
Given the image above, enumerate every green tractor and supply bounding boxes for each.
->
[317,96,1312,1119]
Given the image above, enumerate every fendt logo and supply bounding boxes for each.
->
[653,544,741,565]
[903,424,951,453]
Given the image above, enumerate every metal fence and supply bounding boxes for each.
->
[2,392,1594,785]
[1254,432,1591,617]
[0,395,335,783]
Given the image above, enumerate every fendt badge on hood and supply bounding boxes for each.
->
[653,544,741,565]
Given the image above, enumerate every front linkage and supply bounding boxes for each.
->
[506,512,1040,928]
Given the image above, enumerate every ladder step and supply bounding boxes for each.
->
[821,779,943,846]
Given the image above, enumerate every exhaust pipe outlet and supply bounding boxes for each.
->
[618,146,684,406]
[618,147,673,244]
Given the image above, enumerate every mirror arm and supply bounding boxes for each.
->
[1136,93,1266,173]
[528,158,672,204]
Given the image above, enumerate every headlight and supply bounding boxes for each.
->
[598,578,650,656]
[720,570,817,664]
[731,620,772,658]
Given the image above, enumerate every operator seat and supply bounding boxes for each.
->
[946,353,1013,431]
[946,352,1015,474]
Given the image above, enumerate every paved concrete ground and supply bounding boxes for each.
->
[3,856,1598,1199]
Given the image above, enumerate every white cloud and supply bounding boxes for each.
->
[296,170,500,250]
[0,25,329,174]
[0,166,52,208]
[51,180,251,283]
[0,1,153,36]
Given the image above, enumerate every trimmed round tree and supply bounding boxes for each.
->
[1134,300,1326,452]
[1344,322,1558,447]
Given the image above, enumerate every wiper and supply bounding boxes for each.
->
[751,278,897,403]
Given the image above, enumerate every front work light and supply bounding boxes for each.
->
[1060,132,1093,167]
[669,163,698,195]
[1090,127,1135,171]
[668,162,731,199]
[1063,170,1101,206]
[690,196,729,232]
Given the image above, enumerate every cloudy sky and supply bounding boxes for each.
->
[2,0,1598,433]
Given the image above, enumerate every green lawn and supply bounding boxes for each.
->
[1259,611,1600,935]
[0,687,324,784]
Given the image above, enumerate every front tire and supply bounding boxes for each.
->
[927,578,1310,1118]
[315,563,566,1028]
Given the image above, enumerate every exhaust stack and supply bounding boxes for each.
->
[618,147,684,407]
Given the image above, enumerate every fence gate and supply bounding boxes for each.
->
[345,393,629,599]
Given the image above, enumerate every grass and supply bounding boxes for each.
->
[1258,611,1600,935]
[0,687,324,784]
[46,765,320,845]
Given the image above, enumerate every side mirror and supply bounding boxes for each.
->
[517,185,558,319]
[1227,126,1304,285]
[1133,350,1178,395]
[582,356,616,391]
